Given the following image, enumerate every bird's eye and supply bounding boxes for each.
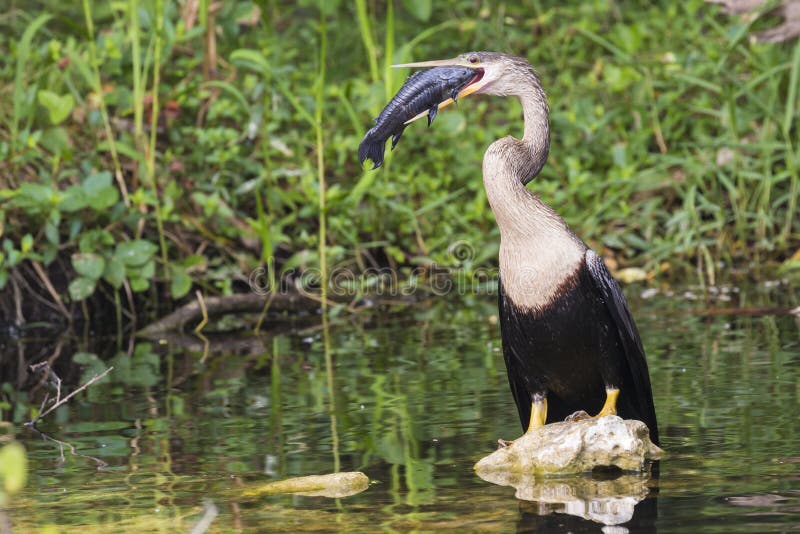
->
[469,55,479,64]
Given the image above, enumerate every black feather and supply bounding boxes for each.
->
[584,250,659,445]
[498,252,659,446]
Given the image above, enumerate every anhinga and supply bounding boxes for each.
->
[359,51,659,445]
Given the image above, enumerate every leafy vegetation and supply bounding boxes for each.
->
[0,0,798,323]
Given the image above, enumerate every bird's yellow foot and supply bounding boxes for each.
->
[525,395,548,435]
[499,395,548,447]
[595,387,619,418]
[563,388,619,423]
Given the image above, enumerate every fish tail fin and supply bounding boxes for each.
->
[358,135,385,169]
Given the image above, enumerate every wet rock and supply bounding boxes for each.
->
[240,472,369,499]
[474,416,662,476]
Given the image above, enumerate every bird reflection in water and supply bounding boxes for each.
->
[475,468,659,532]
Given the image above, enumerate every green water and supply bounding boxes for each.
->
[3,286,800,533]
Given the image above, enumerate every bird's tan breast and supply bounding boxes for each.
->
[498,232,585,312]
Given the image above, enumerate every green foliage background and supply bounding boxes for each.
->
[1,0,798,316]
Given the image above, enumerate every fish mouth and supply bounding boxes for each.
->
[459,68,486,97]
[401,67,486,126]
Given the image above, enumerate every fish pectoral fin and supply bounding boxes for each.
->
[391,127,406,150]
[426,105,438,127]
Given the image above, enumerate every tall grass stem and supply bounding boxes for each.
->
[81,0,130,206]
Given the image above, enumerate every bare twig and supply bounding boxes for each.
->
[26,366,114,426]
[31,260,71,321]
[28,337,65,397]
[194,290,209,334]
[9,269,24,326]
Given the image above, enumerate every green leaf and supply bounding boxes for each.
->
[115,240,157,267]
[72,351,100,365]
[44,221,60,245]
[88,187,118,211]
[40,127,70,155]
[37,90,74,124]
[20,234,33,254]
[139,258,155,279]
[68,276,96,301]
[83,171,118,210]
[170,265,192,299]
[103,256,125,289]
[72,253,105,280]
[229,48,271,74]
[402,0,432,21]
[11,183,54,213]
[0,442,27,495]
[83,171,111,194]
[42,244,57,265]
[182,254,206,269]
[129,276,149,292]
[60,185,88,212]
[78,229,114,253]
[201,81,250,114]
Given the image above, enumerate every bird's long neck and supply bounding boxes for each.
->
[482,67,585,310]
[519,78,550,184]
[481,70,558,236]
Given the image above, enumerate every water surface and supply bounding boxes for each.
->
[3,285,799,532]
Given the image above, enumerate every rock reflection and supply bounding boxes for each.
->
[477,469,655,528]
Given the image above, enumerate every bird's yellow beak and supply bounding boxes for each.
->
[392,57,487,125]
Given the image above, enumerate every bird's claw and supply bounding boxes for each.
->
[566,410,591,422]
[497,438,514,449]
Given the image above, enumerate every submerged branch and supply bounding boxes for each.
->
[137,292,322,337]
[137,290,426,336]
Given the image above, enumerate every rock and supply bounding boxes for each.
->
[480,471,651,526]
[474,416,662,476]
[239,472,369,499]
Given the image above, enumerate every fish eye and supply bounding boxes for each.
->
[469,55,479,64]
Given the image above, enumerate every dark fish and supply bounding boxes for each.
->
[358,66,477,169]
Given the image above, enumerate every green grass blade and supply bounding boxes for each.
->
[11,14,52,158]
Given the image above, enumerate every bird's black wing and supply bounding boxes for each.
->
[584,250,659,445]
[498,280,533,432]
